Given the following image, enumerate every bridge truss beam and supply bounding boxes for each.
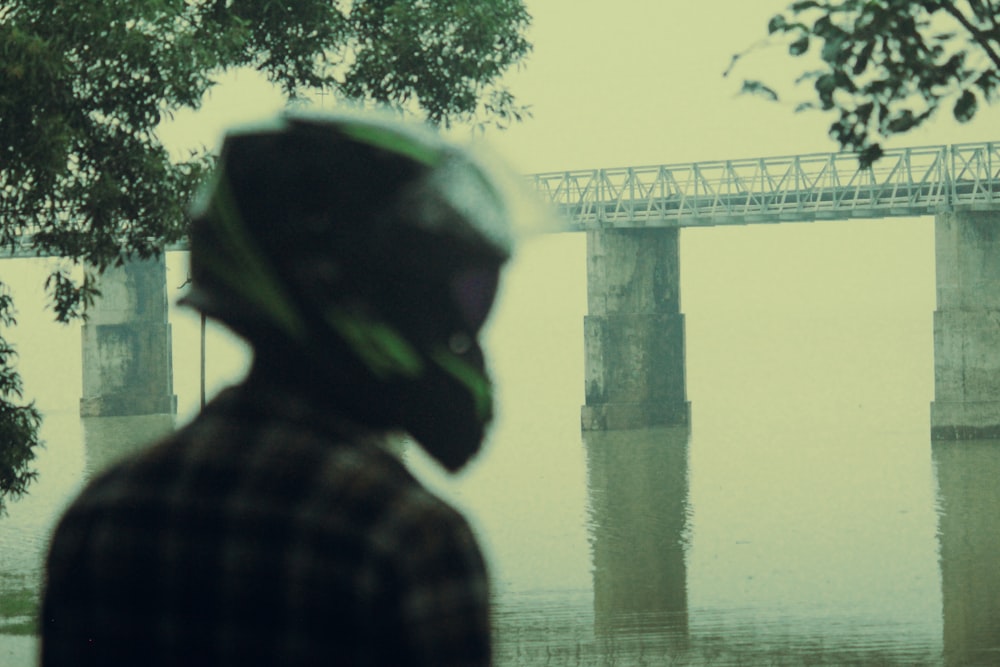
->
[532,141,1000,229]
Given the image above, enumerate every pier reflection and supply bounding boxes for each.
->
[933,439,1000,666]
[584,426,691,648]
[81,415,175,478]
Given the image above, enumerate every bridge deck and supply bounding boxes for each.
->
[6,141,1000,260]
[531,141,1000,230]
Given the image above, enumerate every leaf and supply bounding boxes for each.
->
[790,0,820,11]
[768,14,788,34]
[854,101,875,124]
[886,109,917,133]
[813,15,833,38]
[858,144,884,169]
[794,68,826,84]
[789,35,810,56]
[954,89,978,123]
[815,73,837,108]
[740,80,779,101]
[976,70,1000,100]
[853,40,875,75]
[820,35,845,62]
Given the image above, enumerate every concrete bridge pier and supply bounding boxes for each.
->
[80,256,177,417]
[932,210,1000,439]
[581,228,689,431]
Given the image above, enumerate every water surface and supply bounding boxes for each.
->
[3,219,999,664]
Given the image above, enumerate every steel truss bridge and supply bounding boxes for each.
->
[6,141,1000,259]
[530,141,1000,230]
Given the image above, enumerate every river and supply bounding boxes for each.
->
[2,218,998,665]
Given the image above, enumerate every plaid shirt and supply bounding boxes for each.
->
[42,379,491,666]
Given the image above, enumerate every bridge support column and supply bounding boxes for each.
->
[931,210,1000,439]
[80,256,177,417]
[581,228,689,431]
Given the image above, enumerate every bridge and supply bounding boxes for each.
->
[527,141,1000,438]
[63,140,1000,439]
[532,141,999,228]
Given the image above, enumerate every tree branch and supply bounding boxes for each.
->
[969,0,1000,30]
[985,0,1000,30]
[942,2,1000,70]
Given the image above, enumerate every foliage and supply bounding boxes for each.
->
[0,0,531,513]
[0,285,41,516]
[729,1,1000,166]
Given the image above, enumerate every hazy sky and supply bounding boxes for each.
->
[14,0,992,412]
[490,0,1000,171]
[158,0,1000,176]
[150,0,1000,416]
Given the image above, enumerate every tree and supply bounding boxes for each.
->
[0,0,532,514]
[728,0,1000,166]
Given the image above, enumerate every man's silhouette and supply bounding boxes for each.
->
[42,112,514,666]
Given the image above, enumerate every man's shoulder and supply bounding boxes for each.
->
[71,414,390,500]
[61,396,449,528]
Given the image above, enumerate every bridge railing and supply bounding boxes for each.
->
[532,141,1000,229]
[952,141,1000,206]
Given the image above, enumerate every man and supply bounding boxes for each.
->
[42,112,515,665]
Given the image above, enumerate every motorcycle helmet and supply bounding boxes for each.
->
[182,110,518,470]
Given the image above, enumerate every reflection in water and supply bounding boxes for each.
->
[80,415,175,477]
[8,229,1000,664]
[584,427,691,648]
[934,440,1000,666]
[0,415,175,653]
